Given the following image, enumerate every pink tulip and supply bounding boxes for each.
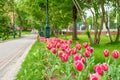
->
[87,47,94,53]
[94,64,103,75]
[94,64,100,71]
[56,42,61,48]
[74,60,84,71]
[47,44,52,50]
[112,50,119,59]
[53,43,57,48]
[90,73,99,80]
[74,54,81,61]
[84,50,91,58]
[61,45,66,51]
[58,51,63,58]
[76,43,82,50]
[83,42,89,48]
[61,54,69,62]
[67,39,72,45]
[61,44,69,51]
[52,48,57,54]
[81,57,85,64]
[71,48,76,55]
[103,49,109,57]
[65,48,71,56]
[101,63,109,71]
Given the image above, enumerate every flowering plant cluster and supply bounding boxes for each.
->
[38,36,120,80]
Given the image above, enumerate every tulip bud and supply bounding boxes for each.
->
[47,44,52,50]
[74,60,84,71]
[76,43,82,50]
[86,46,94,53]
[90,73,99,80]
[52,48,57,54]
[94,64,103,75]
[81,57,85,64]
[74,54,81,61]
[103,49,109,57]
[58,51,63,58]
[61,54,69,62]
[112,50,119,59]
[83,42,89,48]
[71,48,76,55]
[84,50,91,58]
[101,63,109,71]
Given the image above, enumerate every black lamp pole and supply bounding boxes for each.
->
[45,0,50,38]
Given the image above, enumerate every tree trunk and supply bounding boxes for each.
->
[115,25,120,41]
[98,0,105,44]
[115,0,120,41]
[94,16,99,44]
[105,17,113,42]
[18,15,22,37]
[72,5,77,40]
[72,0,93,43]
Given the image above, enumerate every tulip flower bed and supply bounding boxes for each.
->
[16,35,120,80]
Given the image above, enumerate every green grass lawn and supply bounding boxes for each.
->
[16,40,47,80]
[15,34,120,80]
[22,30,31,35]
[60,34,120,64]
[1,30,31,42]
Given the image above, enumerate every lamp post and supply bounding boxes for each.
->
[45,0,50,38]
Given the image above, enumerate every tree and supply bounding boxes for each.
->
[48,0,73,37]
[72,5,77,40]
[0,0,11,40]
[72,0,93,43]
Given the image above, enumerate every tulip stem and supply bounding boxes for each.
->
[86,58,90,77]
[77,71,82,80]
[113,59,117,80]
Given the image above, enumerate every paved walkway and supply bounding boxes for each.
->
[0,34,37,80]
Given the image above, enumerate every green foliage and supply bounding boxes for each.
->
[15,0,73,31]
[0,0,11,39]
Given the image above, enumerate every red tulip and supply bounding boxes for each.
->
[90,73,99,80]
[58,51,63,58]
[61,45,66,51]
[81,57,85,64]
[76,43,82,50]
[74,60,84,71]
[47,44,52,50]
[94,64,103,75]
[61,44,69,51]
[61,54,69,62]
[112,50,119,59]
[83,42,89,48]
[103,49,109,57]
[94,64,99,71]
[87,47,94,53]
[56,42,61,48]
[74,54,81,61]
[71,48,76,55]
[53,43,57,48]
[101,63,109,71]
[52,48,57,54]
[67,39,72,45]
[65,48,71,56]
[84,50,91,58]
